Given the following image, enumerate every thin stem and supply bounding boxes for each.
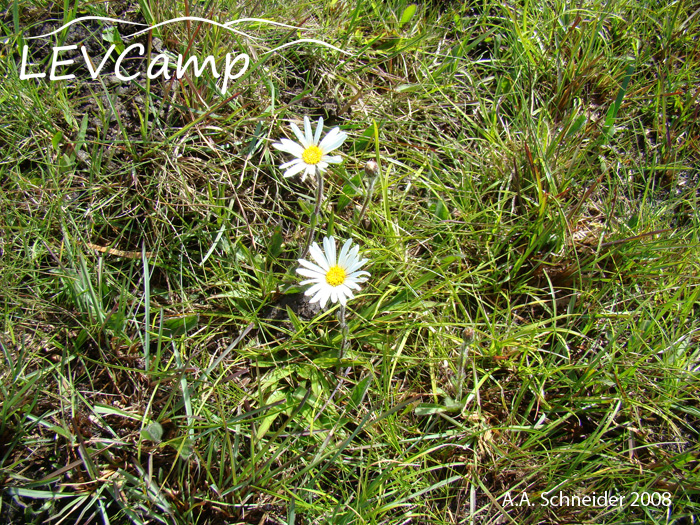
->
[357,164,379,227]
[457,328,474,403]
[338,304,349,369]
[456,340,468,401]
[300,170,324,260]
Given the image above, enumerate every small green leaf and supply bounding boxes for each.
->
[354,125,376,151]
[102,26,124,54]
[6,488,74,499]
[75,328,89,350]
[395,84,421,93]
[440,255,461,267]
[337,173,361,211]
[296,364,313,380]
[75,113,89,155]
[443,398,463,411]
[414,403,447,416]
[399,4,417,28]
[566,114,587,138]
[58,153,74,171]
[163,314,199,337]
[51,131,63,151]
[434,200,450,221]
[168,436,194,459]
[142,421,163,442]
[373,36,402,51]
[104,311,125,332]
[603,63,635,136]
[297,198,313,216]
[285,305,303,331]
[269,227,284,259]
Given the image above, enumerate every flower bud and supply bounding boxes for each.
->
[462,328,474,343]
[364,160,379,177]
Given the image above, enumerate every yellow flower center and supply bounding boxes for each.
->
[302,145,323,165]
[325,265,346,287]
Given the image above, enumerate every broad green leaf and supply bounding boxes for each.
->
[350,376,373,408]
[256,389,288,441]
[162,314,199,337]
[260,366,296,393]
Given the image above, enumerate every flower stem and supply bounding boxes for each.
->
[300,170,324,260]
[457,328,474,402]
[357,178,376,225]
[338,304,349,369]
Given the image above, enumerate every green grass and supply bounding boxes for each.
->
[1,0,699,523]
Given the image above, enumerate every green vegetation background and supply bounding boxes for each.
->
[1,0,699,523]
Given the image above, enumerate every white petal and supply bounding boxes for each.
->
[283,162,307,178]
[344,247,366,270]
[349,269,370,280]
[297,258,327,275]
[322,154,343,164]
[309,242,330,271]
[316,287,332,309]
[303,282,325,297]
[347,244,360,263]
[273,139,305,157]
[347,270,369,281]
[297,267,326,279]
[345,262,368,276]
[304,116,314,145]
[290,122,308,148]
[343,278,362,291]
[337,284,354,300]
[329,288,338,304]
[321,135,347,153]
[344,255,365,273]
[323,236,337,267]
[280,158,304,169]
[338,291,347,306]
[338,238,353,267]
[314,117,324,144]
[317,128,339,149]
[319,128,347,152]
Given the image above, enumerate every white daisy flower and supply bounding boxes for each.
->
[296,236,370,309]
[272,116,348,182]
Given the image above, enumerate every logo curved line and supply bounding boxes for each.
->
[126,16,284,40]
[25,15,354,56]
